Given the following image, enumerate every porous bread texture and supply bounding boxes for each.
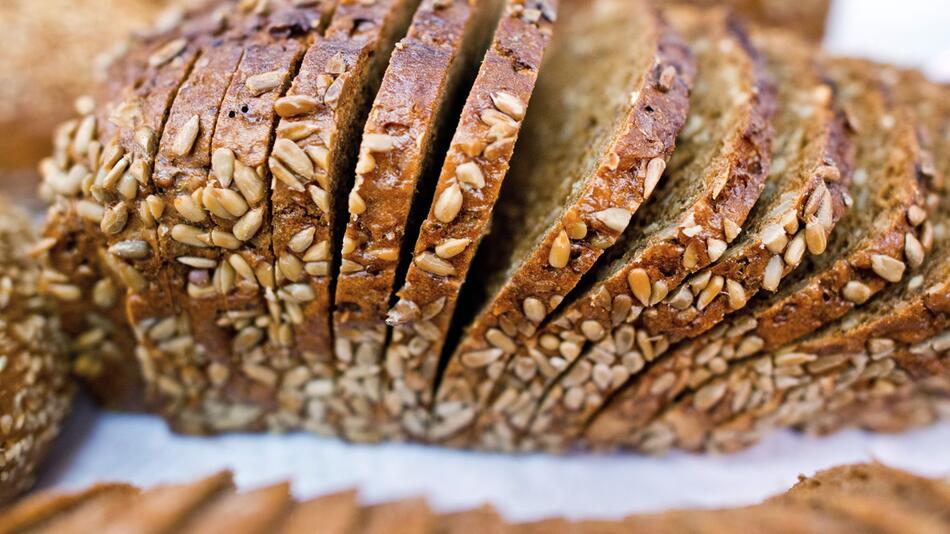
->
[0,198,72,504]
[429,0,695,444]
[640,29,852,341]
[376,0,557,441]
[266,0,423,438]
[330,0,505,442]
[482,5,775,453]
[550,28,850,452]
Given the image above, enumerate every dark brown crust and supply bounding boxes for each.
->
[429,0,697,445]
[583,60,932,451]
[268,0,421,439]
[478,6,774,453]
[331,0,499,441]
[679,0,831,40]
[6,464,949,533]
[378,0,557,440]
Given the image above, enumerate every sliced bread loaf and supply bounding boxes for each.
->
[267,0,422,437]
[477,6,777,452]
[378,0,558,440]
[428,0,696,443]
[584,59,933,450]
[329,0,505,441]
[120,2,334,434]
[35,2,243,410]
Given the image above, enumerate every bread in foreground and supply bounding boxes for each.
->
[4,463,948,533]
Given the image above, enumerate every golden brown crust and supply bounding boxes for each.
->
[677,0,831,41]
[331,0,501,441]
[179,483,292,534]
[375,0,556,440]
[0,198,72,504]
[8,464,949,533]
[474,6,774,452]
[0,484,136,534]
[429,0,696,445]
[584,60,933,452]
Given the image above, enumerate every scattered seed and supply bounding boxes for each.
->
[173,115,200,156]
[761,225,788,254]
[77,200,105,222]
[548,230,571,269]
[308,185,330,213]
[234,162,265,204]
[644,158,665,198]
[523,297,546,324]
[245,70,283,96]
[415,252,456,276]
[723,218,741,242]
[212,148,235,187]
[762,255,784,291]
[628,268,651,306]
[904,233,925,268]
[707,238,727,262]
[842,280,872,304]
[109,240,150,259]
[726,279,746,310]
[178,256,217,268]
[490,92,525,120]
[461,348,503,368]
[274,95,319,117]
[784,232,806,266]
[594,208,632,233]
[148,38,187,67]
[233,208,264,241]
[870,254,905,282]
[435,237,471,259]
[434,183,463,223]
[271,157,305,191]
[171,224,208,247]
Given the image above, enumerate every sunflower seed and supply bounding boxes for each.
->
[594,208,632,233]
[456,161,485,189]
[245,70,283,96]
[234,161,265,203]
[761,224,787,254]
[289,227,316,253]
[904,233,925,268]
[870,254,905,282]
[842,280,872,304]
[522,298,546,324]
[101,202,129,235]
[233,208,263,241]
[148,38,187,67]
[303,240,329,262]
[490,91,525,120]
[273,138,314,180]
[274,95,319,117]
[212,148,235,187]
[415,252,456,276]
[173,115,200,156]
[434,183,463,223]
[109,240,150,259]
[762,255,784,291]
[627,268,651,306]
[548,230,571,268]
[270,157,305,191]
[644,158,665,198]
[178,256,217,268]
[435,237,471,259]
[211,229,241,249]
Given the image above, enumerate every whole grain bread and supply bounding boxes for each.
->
[428,0,696,444]
[0,198,72,504]
[678,0,831,41]
[330,0,504,441]
[478,6,776,452]
[267,0,422,438]
[380,0,557,441]
[583,59,933,451]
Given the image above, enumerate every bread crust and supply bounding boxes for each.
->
[471,7,775,452]
[584,60,933,451]
[330,0,501,441]
[268,0,422,438]
[0,199,72,504]
[429,0,696,444]
[376,0,556,440]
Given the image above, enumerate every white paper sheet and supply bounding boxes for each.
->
[33,0,950,521]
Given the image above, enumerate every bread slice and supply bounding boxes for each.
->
[267,0,422,437]
[428,0,696,443]
[178,483,293,534]
[329,0,505,441]
[583,59,933,451]
[778,463,950,519]
[378,0,558,440]
[279,490,360,534]
[34,5,227,411]
[473,6,776,452]
[116,2,333,434]
[0,484,136,534]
